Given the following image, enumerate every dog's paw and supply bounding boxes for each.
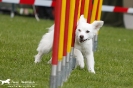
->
[34,60,41,63]
[34,55,41,63]
[79,62,84,69]
[76,61,84,69]
[88,69,95,74]
[90,70,95,74]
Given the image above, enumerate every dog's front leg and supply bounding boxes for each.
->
[85,52,95,74]
[74,48,84,69]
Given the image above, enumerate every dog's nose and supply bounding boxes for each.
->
[80,35,84,39]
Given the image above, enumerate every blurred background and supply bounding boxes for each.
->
[0,0,133,29]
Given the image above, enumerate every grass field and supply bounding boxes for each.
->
[0,14,133,88]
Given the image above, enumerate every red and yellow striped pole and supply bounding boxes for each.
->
[80,0,85,15]
[65,0,76,81]
[58,0,66,61]
[62,0,70,82]
[50,0,62,87]
[90,0,99,23]
[72,0,81,47]
[96,0,103,20]
[77,0,82,19]
[57,0,67,86]
[91,0,103,51]
[67,0,76,53]
[87,0,93,23]
[84,0,90,19]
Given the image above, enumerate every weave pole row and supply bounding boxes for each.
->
[50,0,103,88]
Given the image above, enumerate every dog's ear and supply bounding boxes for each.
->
[92,21,104,31]
[77,15,87,25]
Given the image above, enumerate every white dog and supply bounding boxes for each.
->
[0,79,10,85]
[34,15,104,73]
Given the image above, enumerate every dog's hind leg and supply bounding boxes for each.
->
[34,40,53,63]
[34,51,44,63]
[34,29,54,63]
[34,45,52,63]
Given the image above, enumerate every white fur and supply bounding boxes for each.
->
[34,25,54,63]
[35,15,104,73]
[0,79,10,85]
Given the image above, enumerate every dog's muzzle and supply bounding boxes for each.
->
[79,38,90,43]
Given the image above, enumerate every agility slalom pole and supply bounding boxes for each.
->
[96,0,103,20]
[63,0,70,57]
[92,0,99,52]
[69,0,81,74]
[50,0,62,88]
[62,0,70,82]
[72,0,80,47]
[87,0,93,23]
[56,0,67,87]
[84,0,90,19]
[90,0,99,23]
[58,0,66,61]
[77,0,82,19]
[92,0,103,52]
[80,0,85,15]
[66,0,76,81]
[67,0,76,53]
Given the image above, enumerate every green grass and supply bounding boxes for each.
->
[0,14,133,88]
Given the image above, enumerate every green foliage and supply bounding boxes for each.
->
[0,14,133,88]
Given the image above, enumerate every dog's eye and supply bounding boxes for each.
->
[86,30,90,33]
[78,29,81,32]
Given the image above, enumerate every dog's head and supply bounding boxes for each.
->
[76,15,104,43]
